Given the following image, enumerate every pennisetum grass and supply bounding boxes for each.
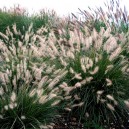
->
[0,0,129,128]
[0,24,67,129]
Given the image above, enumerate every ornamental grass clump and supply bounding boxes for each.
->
[0,5,59,35]
[78,0,129,34]
[0,25,67,129]
[44,24,129,128]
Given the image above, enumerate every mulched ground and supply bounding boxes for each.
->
[53,113,129,129]
[53,113,84,129]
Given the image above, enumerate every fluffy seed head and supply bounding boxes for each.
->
[107,103,115,111]
[106,78,112,86]
[10,92,16,102]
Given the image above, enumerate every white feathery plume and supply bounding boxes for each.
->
[10,92,16,102]
[67,51,75,59]
[92,28,98,40]
[86,77,93,82]
[74,73,82,80]
[9,103,15,109]
[105,65,114,74]
[109,46,122,61]
[107,103,115,111]
[64,96,72,100]
[48,93,57,100]
[71,102,84,108]
[0,87,4,96]
[124,100,129,108]
[63,87,74,95]
[89,66,99,75]
[59,83,67,89]
[69,67,75,74]
[97,90,104,95]
[29,88,36,97]
[60,57,67,66]
[0,32,9,40]
[64,108,71,111]
[104,36,118,53]
[47,78,59,90]
[106,78,112,86]
[39,95,47,104]
[4,105,9,110]
[106,95,115,101]
[37,89,44,97]
[74,82,82,88]
[38,76,48,88]
[74,94,81,100]
[51,100,61,106]
[21,115,26,120]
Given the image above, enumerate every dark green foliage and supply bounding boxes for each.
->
[0,89,58,129]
